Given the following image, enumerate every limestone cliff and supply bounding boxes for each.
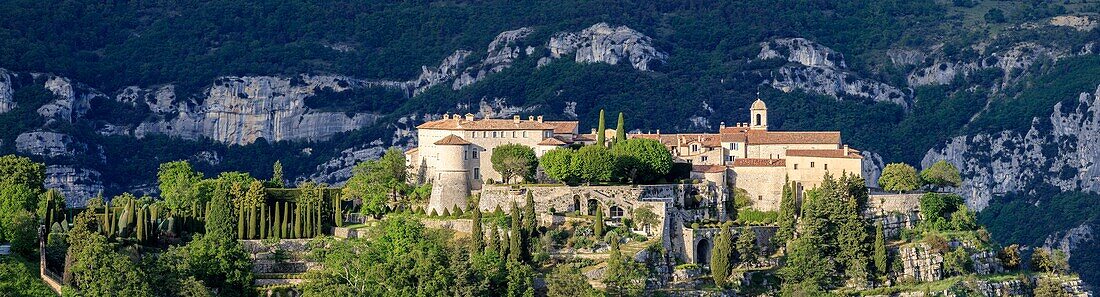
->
[15,131,82,158]
[758,38,909,108]
[922,84,1100,210]
[548,23,667,71]
[0,68,14,113]
[37,75,102,123]
[44,165,104,207]
[133,75,382,145]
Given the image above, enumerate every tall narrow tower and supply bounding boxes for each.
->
[428,134,470,214]
[750,98,768,130]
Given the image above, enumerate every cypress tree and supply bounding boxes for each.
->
[273,202,282,238]
[249,206,258,239]
[471,207,484,252]
[711,223,733,288]
[502,228,512,260]
[736,227,758,264]
[596,109,606,146]
[136,206,146,243]
[315,202,322,237]
[283,201,290,238]
[509,202,522,262]
[294,203,302,238]
[874,222,887,276]
[260,204,268,239]
[614,112,626,144]
[487,225,500,257]
[334,195,343,227]
[594,205,604,237]
[205,184,236,239]
[237,203,246,240]
[774,179,798,247]
[523,192,536,236]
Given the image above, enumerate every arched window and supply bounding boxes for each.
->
[755,114,762,126]
[609,206,624,218]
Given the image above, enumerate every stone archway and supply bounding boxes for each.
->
[695,238,711,265]
[573,195,581,213]
[587,199,600,216]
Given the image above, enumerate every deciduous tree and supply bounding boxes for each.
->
[879,163,921,193]
[539,148,576,184]
[920,160,961,188]
[491,144,538,184]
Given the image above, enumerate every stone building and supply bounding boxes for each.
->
[407,98,863,214]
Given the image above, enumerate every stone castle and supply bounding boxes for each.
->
[406,98,864,215]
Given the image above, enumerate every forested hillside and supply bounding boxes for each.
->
[1,0,1099,286]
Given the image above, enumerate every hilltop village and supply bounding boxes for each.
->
[2,99,1091,297]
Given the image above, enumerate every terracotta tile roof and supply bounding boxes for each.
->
[786,149,863,159]
[575,134,596,141]
[417,118,558,131]
[692,164,728,173]
[433,135,471,145]
[746,130,841,145]
[546,121,579,134]
[538,137,568,146]
[719,126,750,134]
[720,133,746,142]
[630,133,722,147]
[405,147,419,154]
[732,158,786,167]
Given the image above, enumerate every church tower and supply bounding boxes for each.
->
[750,98,768,130]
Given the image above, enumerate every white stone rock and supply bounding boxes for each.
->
[1050,15,1097,31]
[0,68,14,113]
[44,165,104,207]
[758,38,909,108]
[548,23,667,71]
[15,131,79,158]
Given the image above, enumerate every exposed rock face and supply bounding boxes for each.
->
[886,49,928,66]
[549,23,667,71]
[898,243,943,282]
[134,75,382,145]
[452,28,534,90]
[1044,223,1095,260]
[44,165,104,207]
[15,131,81,158]
[0,68,14,113]
[758,38,909,108]
[922,84,1100,209]
[907,43,1070,87]
[969,250,1004,275]
[862,150,885,188]
[1051,15,1097,32]
[37,75,100,123]
[116,85,177,113]
[307,142,389,185]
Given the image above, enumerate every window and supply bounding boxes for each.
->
[793,164,798,170]
[729,143,739,150]
[691,144,699,152]
[473,168,480,180]
[810,162,815,168]
[609,206,624,218]
[726,156,733,162]
[523,131,527,138]
[472,150,479,159]
[755,114,762,125]
[701,156,708,162]
[824,164,828,170]
[758,195,763,201]
[511,131,516,138]
[493,131,498,138]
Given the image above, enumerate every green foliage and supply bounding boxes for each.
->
[344,147,407,218]
[942,247,972,276]
[878,163,920,193]
[919,193,967,231]
[610,138,673,183]
[596,109,606,146]
[985,8,1006,23]
[1,210,37,258]
[547,265,602,297]
[780,173,869,289]
[270,161,285,187]
[774,181,797,246]
[614,112,626,145]
[735,209,778,225]
[999,244,1021,270]
[505,260,535,297]
[540,148,577,184]
[0,256,55,297]
[1034,277,1071,297]
[920,160,961,188]
[508,203,522,262]
[736,227,759,264]
[491,144,538,184]
[573,145,614,183]
[710,224,733,288]
[67,213,154,296]
[873,222,887,276]
[471,207,484,252]
[604,235,646,296]
[0,155,45,191]
[158,160,204,216]
[632,205,659,231]
[593,206,604,237]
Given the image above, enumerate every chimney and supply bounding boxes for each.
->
[528,115,535,122]
[443,113,450,120]
[591,128,597,134]
[656,129,660,135]
[465,113,475,122]
[844,144,850,156]
[513,115,521,124]
[537,115,544,123]
[720,122,726,129]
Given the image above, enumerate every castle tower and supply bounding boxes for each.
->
[750,98,768,130]
[427,134,470,214]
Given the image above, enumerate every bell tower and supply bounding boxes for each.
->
[750,98,768,130]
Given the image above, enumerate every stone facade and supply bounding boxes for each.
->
[898,243,943,283]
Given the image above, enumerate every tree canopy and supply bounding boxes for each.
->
[920,160,961,188]
[344,147,408,218]
[610,138,672,183]
[878,163,921,193]
[490,144,538,184]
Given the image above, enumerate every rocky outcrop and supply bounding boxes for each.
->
[0,68,14,113]
[116,85,177,113]
[862,151,885,188]
[134,75,382,145]
[922,84,1100,209]
[758,38,909,108]
[44,165,104,207]
[452,28,534,90]
[898,243,943,282]
[15,131,81,158]
[549,23,667,71]
[37,75,101,123]
[1050,15,1097,32]
[1044,223,1095,260]
[307,142,389,185]
[907,42,1071,87]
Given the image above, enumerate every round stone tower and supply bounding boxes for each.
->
[427,134,470,215]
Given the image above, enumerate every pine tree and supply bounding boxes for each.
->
[711,223,733,288]
[471,207,484,252]
[596,109,607,146]
[614,112,626,144]
[594,206,604,237]
[873,222,888,276]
